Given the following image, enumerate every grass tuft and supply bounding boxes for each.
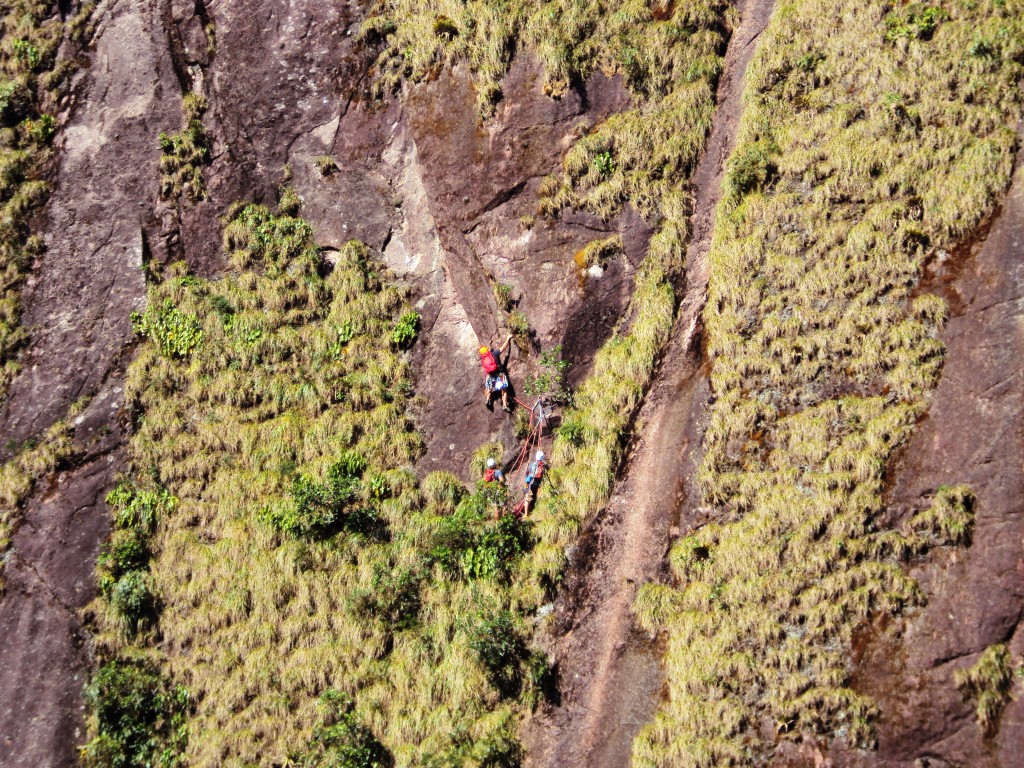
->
[955,644,1018,736]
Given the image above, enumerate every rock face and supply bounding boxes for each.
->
[832,158,1024,768]
[520,1,775,763]
[0,1,180,763]
[0,1,1021,766]
[0,1,651,763]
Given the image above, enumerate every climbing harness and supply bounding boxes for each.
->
[486,372,509,392]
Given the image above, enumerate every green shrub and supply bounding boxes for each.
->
[81,659,189,768]
[109,569,156,635]
[356,565,423,631]
[523,345,571,403]
[468,610,528,697]
[507,311,529,338]
[263,453,367,538]
[97,529,150,595]
[390,311,420,348]
[300,690,392,768]
[555,416,585,446]
[461,513,528,581]
[592,150,616,178]
[725,140,777,200]
[0,79,31,126]
[23,112,54,143]
[884,4,947,42]
[130,299,203,358]
[11,39,41,71]
[106,484,177,533]
[493,282,515,312]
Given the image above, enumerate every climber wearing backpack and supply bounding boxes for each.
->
[522,450,546,513]
[479,334,514,412]
[483,457,505,484]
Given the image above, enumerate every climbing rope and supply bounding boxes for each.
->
[503,398,551,518]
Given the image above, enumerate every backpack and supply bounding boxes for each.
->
[484,468,496,482]
[526,460,545,484]
[480,350,499,374]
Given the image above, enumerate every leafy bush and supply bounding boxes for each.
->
[109,569,156,635]
[97,529,150,594]
[106,484,177,533]
[592,150,616,177]
[884,4,946,42]
[263,452,371,538]
[462,513,529,581]
[23,112,54,143]
[507,310,529,338]
[130,299,203,358]
[299,690,392,768]
[523,346,571,403]
[11,39,41,71]
[81,659,189,768]
[493,282,514,312]
[468,611,529,697]
[0,79,31,126]
[725,140,777,200]
[390,311,420,348]
[355,565,423,631]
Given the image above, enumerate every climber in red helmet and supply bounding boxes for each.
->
[479,334,513,412]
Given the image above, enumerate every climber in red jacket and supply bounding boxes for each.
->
[479,334,513,412]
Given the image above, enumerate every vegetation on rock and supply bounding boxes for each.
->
[631,1,1023,764]
[0,1,94,397]
[159,91,211,202]
[75,0,1024,765]
[363,0,739,624]
[955,643,1018,736]
[0,415,75,584]
[85,200,552,766]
